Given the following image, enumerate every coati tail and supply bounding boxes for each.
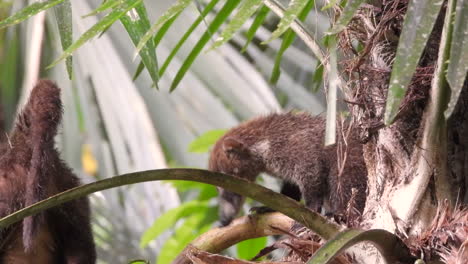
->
[20,80,63,252]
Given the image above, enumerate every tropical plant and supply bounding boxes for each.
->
[0,0,466,263]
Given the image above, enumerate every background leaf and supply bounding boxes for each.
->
[53,0,73,78]
[384,0,444,124]
[140,201,210,248]
[236,237,268,260]
[159,0,220,77]
[120,2,159,88]
[445,0,468,118]
[49,0,143,68]
[155,206,217,264]
[328,0,366,34]
[135,0,192,54]
[188,129,226,153]
[170,0,241,91]
[210,0,263,50]
[242,4,269,52]
[0,0,64,29]
[270,0,314,84]
[267,0,309,42]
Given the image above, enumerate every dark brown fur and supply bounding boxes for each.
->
[0,80,96,263]
[209,112,368,226]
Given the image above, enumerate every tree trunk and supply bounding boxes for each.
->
[339,0,467,261]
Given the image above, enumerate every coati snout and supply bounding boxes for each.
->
[208,112,368,226]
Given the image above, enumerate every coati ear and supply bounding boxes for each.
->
[222,137,250,158]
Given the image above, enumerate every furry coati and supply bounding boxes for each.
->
[208,112,367,226]
[0,80,96,263]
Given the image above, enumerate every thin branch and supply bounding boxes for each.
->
[0,168,341,240]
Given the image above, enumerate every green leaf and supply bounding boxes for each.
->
[0,31,20,127]
[242,4,269,52]
[237,237,268,260]
[170,0,241,91]
[135,0,192,55]
[310,63,324,92]
[445,0,468,118]
[159,0,221,77]
[155,207,217,264]
[270,0,314,84]
[132,60,145,81]
[308,229,413,264]
[210,0,263,50]
[49,0,143,68]
[168,181,217,200]
[384,0,444,125]
[321,0,340,10]
[188,129,226,153]
[0,0,64,29]
[53,0,73,79]
[153,11,180,48]
[325,36,338,146]
[120,2,159,88]
[328,0,366,34]
[82,0,120,18]
[169,180,210,192]
[267,0,309,42]
[140,200,210,248]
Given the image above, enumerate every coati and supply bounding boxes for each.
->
[208,112,367,226]
[0,80,96,263]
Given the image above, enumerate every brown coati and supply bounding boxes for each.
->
[208,112,367,226]
[0,80,96,263]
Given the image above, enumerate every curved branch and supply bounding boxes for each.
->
[0,168,340,239]
[173,212,294,264]
[307,229,415,264]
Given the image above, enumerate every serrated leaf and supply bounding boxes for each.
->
[49,0,143,68]
[188,129,226,153]
[82,0,120,18]
[270,0,314,84]
[237,237,268,260]
[120,3,159,88]
[0,0,64,29]
[210,0,263,50]
[140,200,210,248]
[242,4,269,52]
[328,0,366,34]
[159,0,220,77]
[54,0,73,79]
[170,0,241,91]
[135,0,192,55]
[445,0,468,118]
[384,0,444,124]
[267,0,309,42]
